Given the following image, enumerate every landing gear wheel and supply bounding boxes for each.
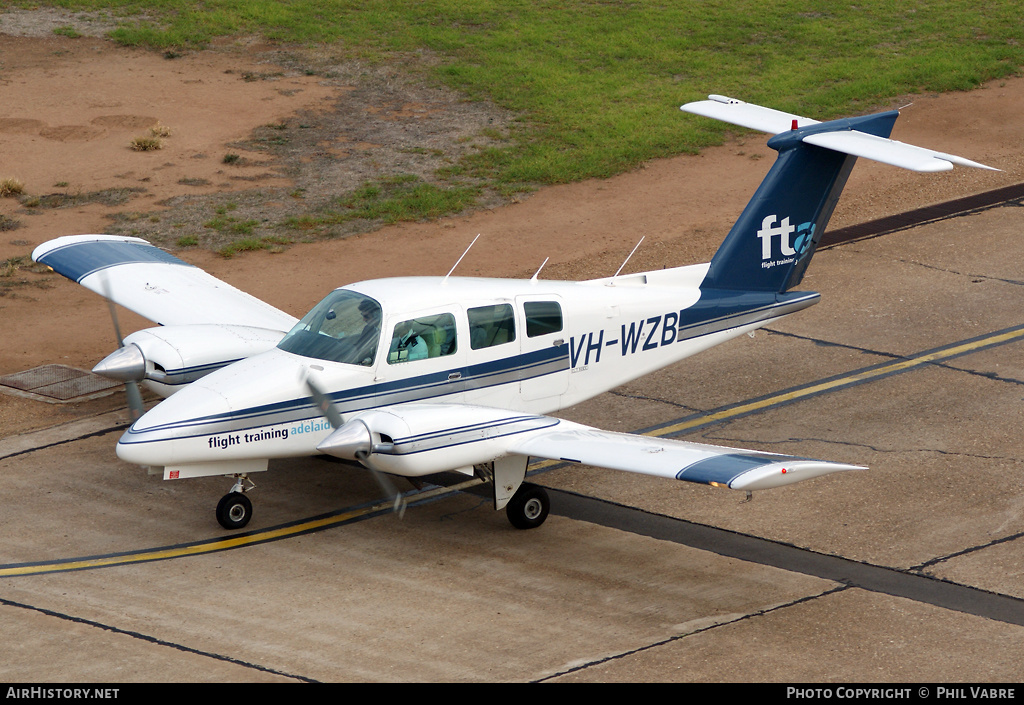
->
[216,492,252,530]
[506,483,550,530]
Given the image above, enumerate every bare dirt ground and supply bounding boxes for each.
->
[1,8,1023,434]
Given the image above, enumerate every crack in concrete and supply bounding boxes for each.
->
[912,532,1024,573]
[0,595,318,682]
[608,389,703,413]
[536,584,851,682]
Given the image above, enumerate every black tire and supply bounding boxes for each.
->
[506,483,550,530]
[216,492,252,530]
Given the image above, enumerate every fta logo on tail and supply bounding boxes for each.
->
[757,215,815,261]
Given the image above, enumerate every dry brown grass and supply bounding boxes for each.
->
[130,135,163,151]
[0,178,25,197]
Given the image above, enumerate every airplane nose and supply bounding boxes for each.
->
[317,420,373,460]
[93,344,146,382]
[115,378,235,467]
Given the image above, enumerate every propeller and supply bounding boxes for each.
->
[306,376,407,518]
[92,273,146,423]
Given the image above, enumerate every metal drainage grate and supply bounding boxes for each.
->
[0,364,122,403]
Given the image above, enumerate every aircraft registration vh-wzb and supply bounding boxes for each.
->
[33,96,997,531]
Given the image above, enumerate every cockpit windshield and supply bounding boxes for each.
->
[277,290,382,366]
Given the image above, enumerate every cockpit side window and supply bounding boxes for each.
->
[468,304,516,350]
[524,301,563,337]
[388,313,458,364]
[277,290,382,366]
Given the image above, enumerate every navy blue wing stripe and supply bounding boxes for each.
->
[37,240,193,283]
[676,453,781,485]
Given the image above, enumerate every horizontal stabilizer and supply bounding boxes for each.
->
[803,131,999,172]
[682,95,999,173]
[682,94,821,133]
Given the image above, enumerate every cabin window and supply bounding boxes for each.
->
[524,301,563,337]
[468,304,516,350]
[277,290,382,366]
[387,313,458,364]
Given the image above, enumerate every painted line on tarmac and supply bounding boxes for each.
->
[646,322,1024,439]
[2,323,1023,578]
[0,478,481,578]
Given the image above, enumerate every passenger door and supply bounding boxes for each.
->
[515,295,569,404]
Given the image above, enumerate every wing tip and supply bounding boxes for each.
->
[729,461,866,491]
[32,234,152,263]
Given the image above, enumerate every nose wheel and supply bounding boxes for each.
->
[216,475,255,530]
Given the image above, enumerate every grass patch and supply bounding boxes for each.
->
[26,187,146,209]
[285,175,480,233]
[0,254,55,296]
[0,178,24,197]
[32,0,1022,189]
[217,235,292,258]
[205,215,257,235]
[21,0,1024,219]
[130,135,163,151]
[52,25,81,38]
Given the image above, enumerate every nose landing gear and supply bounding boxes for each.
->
[216,475,255,530]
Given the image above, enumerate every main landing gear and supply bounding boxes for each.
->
[479,458,551,530]
[505,482,550,530]
[216,475,255,530]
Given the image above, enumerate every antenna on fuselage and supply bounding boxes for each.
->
[608,236,644,286]
[531,257,549,282]
[444,234,481,282]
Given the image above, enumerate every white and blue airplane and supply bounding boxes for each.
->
[32,96,996,530]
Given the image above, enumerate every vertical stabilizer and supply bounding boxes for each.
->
[681,96,997,295]
[699,110,898,293]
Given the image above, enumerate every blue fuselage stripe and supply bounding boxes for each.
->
[122,345,570,444]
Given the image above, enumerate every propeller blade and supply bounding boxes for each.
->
[306,377,344,429]
[125,380,145,423]
[97,271,146,423]
[306,377,406,517]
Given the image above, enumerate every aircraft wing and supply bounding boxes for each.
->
[319,403,863,492]
[33,235,298,330]
[509,419,864,491]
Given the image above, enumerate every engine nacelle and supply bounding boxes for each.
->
[317,403,558,477]
[98,324,286,398]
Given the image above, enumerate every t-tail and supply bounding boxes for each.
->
[682,95,998,295]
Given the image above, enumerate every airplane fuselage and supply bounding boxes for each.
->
[116,264,820,478]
